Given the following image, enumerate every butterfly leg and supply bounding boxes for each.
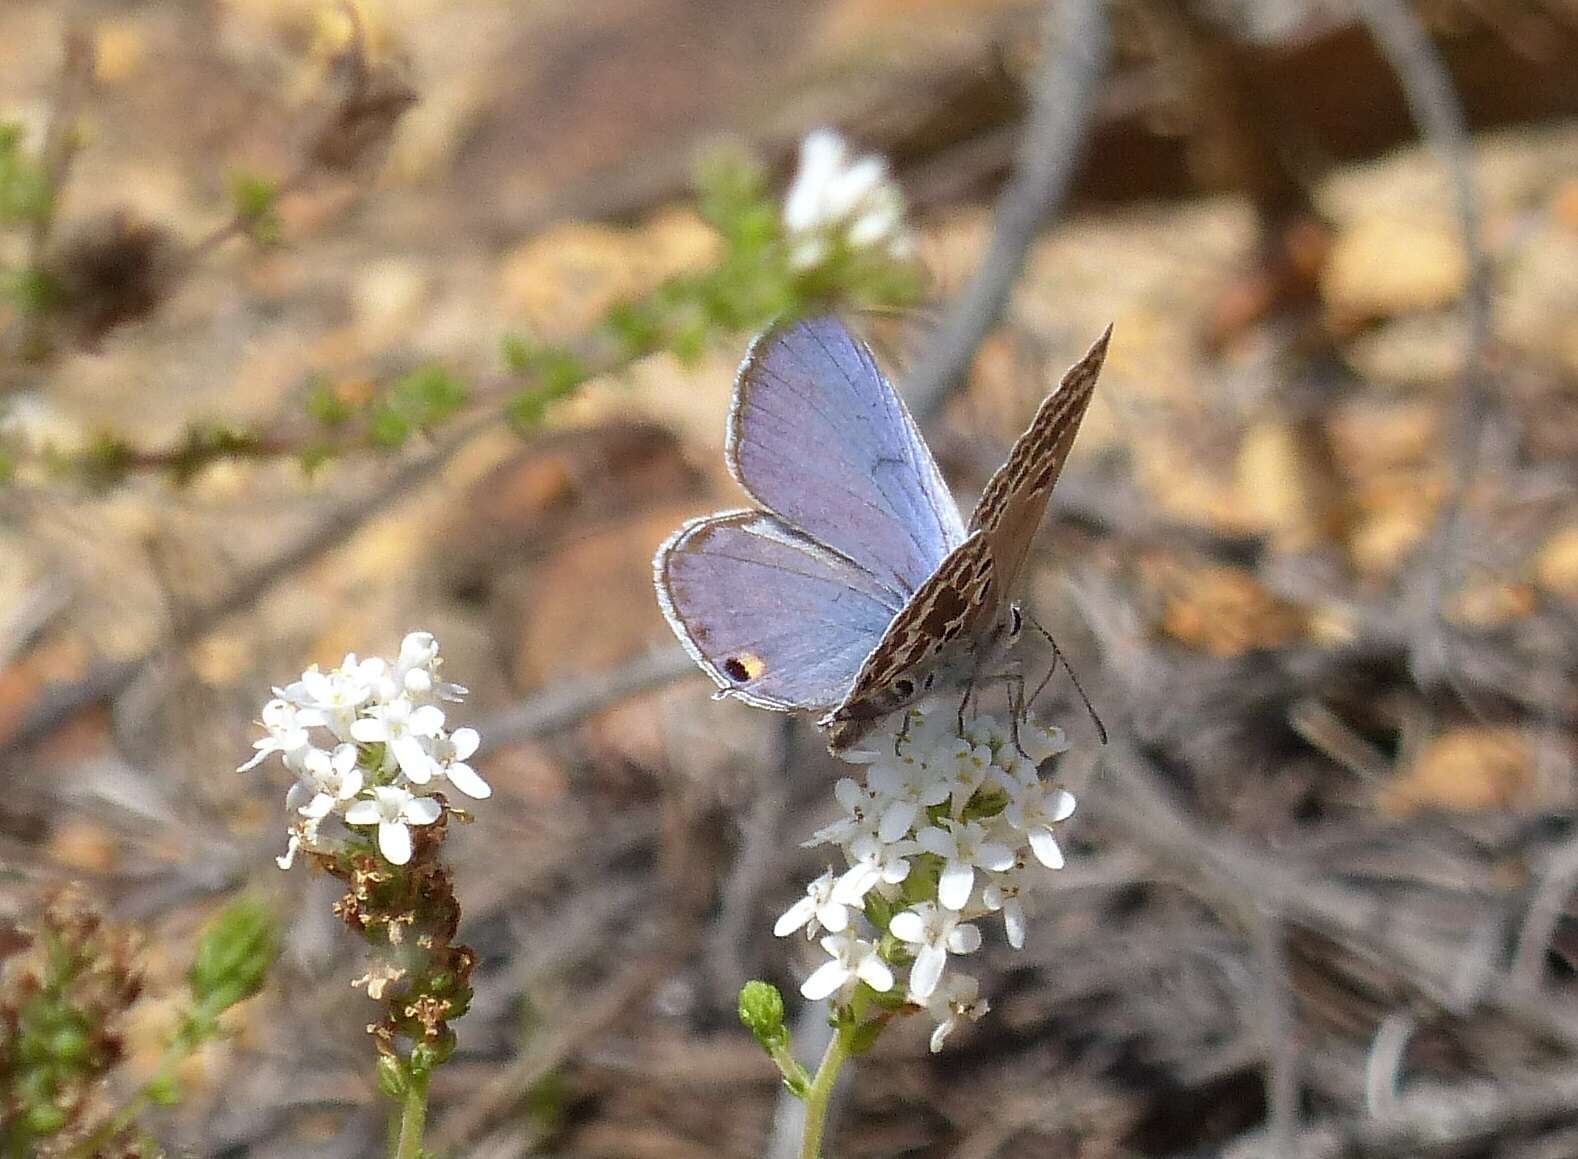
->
[893,708,915,757]
[1003,672,1032,760]
[1020,608,1108,744]
[956,677,977,738]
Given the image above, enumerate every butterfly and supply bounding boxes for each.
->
[653,315,1110,752]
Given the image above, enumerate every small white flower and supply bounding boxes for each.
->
[804,777,879,847]
[924,972,988,1052]
[237,699,313,772]
[433,726,490,799]
[940,738,995,815]
[394,631,468,702]
[866,762,950,843]
[295,660,378,738]
[916,818,1016,911]
[294,743,364,819]
[774,869,850,938]
[782,128,913,270]
[276,813,323,871]
[1019,721,1069,765]
[351,697,445,784]
[800,930,894,1001]
[1003,780,1076,869]
[889,901,982,1001]
[832,833,915,906]
[345,785,443,866]
[982,872,1027,949]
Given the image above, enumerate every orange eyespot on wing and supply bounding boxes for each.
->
[722,652,767,683]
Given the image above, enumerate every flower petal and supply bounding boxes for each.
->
[856,954,894,993]
[344,799,381,825]
[350,718,386,743]
[444,761,491,800]
[392,736,436,783]
[403,796,442,825]
[877,799,918,843]
[888,910,925,944]
[378,820,412,865]
[1028,827,1065,869]
[774,897,815,937]
[449,727,480,761]
[937,860,975,911]
[800,960,851,1001]
[815,901,850,934]
[909,943,946,1000]
[831,863,880,906]
[947,923,982,955]
[410,704,446,736]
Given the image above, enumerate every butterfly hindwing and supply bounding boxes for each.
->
[654,510,904,712]
[727,316,967,601]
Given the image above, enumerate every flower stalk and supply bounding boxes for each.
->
[241,631,487,1159]
[743,701,1079,1156]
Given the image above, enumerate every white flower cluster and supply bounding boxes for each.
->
[238,632,490,869]
[776,703,1074,1052]
[782,128,914,272]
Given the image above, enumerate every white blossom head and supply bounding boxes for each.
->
[239,632,489,870]
[791,698,1077,1049]
[782,128,914,271]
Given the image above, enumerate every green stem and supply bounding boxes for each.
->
[798,1027,851,1159]
[394,1066,430,1159]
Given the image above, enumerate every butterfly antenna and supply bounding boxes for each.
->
[1022,610,1108,745]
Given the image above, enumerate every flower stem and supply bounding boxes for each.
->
[394,1066,430,1159]
[798,1026,851,1159]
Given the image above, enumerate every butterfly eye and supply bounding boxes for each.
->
[893,677,916,699]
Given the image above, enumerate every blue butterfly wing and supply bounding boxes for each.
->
[654,510,902,712]
[727,316,967,601]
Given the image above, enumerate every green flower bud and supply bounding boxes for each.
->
[377,1055,407,1099]
[188,896,279,1011]
[48,1024,89,1065]
[24,1102,68,1135]
[737,980,788,1052]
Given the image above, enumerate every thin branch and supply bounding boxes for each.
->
[706,715,794,1009]
[905,0,1110,420]
[1364,1011,1416,1116]
[1353,0,1493,468]
[1249,908,1299,1157]
[1511,831,1578,992]
[1232,1063,1578,1159]
[1093,736,1578,1052]
[0,417,489,763]
[472,647,699,756]
[1352,0,1500,702]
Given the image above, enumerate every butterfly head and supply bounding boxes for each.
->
[818,669,935,751]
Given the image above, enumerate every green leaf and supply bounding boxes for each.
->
[304,378,355,427]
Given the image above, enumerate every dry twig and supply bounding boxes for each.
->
[905,0,1110,420]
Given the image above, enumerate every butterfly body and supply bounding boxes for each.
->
[653,316,1109,752]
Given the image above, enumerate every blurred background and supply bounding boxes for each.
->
[2,0,1577,1155]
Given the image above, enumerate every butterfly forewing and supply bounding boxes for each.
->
[967,327,1111,591]
[655,510,902,712]
[822,531,1002,744]
[728,316,967,600]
